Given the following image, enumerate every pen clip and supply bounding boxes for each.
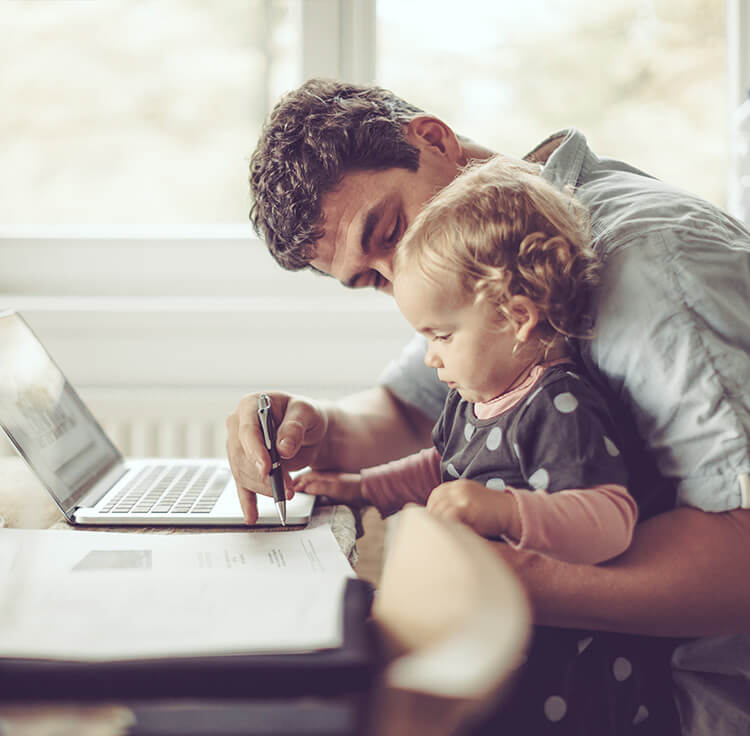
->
[257,394,273,451]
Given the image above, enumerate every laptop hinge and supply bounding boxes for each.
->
[70,462,129,517]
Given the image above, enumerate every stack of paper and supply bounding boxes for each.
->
[0,526,355,661]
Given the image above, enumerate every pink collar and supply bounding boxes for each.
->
[473,359,574,420]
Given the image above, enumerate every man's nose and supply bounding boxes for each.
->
[374,254,395,284]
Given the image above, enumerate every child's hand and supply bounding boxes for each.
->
[426,479,521,540]
[291,470,367,508]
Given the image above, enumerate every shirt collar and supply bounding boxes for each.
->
[524,128,593,192]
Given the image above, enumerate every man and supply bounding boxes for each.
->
[227,79,750,733]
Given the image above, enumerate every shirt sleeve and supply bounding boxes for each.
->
[580,220,750,512]
[503,483,638,564]
[361,447,442,518]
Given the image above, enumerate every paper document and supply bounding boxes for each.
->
[0,526,355,661]
[0,526,354,576]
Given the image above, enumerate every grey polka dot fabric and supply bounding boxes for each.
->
[432,365,629,493]
[470,626,684,735]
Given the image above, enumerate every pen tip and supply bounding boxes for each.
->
[276,500,287,527]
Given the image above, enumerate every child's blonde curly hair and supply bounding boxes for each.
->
[394,155,600,353]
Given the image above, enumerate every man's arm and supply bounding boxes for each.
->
[315,386,434,471]
[493,505,750,637]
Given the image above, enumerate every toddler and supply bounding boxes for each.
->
[295,156,636,564]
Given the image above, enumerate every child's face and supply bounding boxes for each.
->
[394,264,526,404]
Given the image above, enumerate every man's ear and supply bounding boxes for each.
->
[506,296,540,343]
[405,116,461,161]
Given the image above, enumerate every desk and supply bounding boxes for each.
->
[0,457,365,736]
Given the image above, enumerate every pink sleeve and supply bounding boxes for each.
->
[361,447,442,518]
[504,484,638,564]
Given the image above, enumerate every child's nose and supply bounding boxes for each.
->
[424,346,442,368]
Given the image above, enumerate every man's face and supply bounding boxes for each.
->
[310,131,461,294]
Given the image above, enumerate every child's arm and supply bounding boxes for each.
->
[427,480,637,564]
[361,446,441,516]
[292,446,442,517]
[500,483,636,563]
[291,471,366,507]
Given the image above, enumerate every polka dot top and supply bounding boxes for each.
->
[432,365,629,493]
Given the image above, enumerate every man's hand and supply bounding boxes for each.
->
[426,479,521,540]
[226,392,329,524]
[291,470,368,507]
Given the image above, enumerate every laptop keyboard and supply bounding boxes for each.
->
[100,464,230,515]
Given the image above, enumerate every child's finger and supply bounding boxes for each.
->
[292,475,322,493]
[290,470,323,489]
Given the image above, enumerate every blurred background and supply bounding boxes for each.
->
[0,0,741,457]
[0,0,728,223]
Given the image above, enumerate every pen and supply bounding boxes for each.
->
[257,394,287,526]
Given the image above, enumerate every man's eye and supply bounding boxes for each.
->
[386,215,401,245]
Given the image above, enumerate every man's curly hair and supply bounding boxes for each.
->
[249,78,424,270]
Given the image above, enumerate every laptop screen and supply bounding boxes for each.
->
[0,312,121,513]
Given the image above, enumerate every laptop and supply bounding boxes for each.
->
[0,310,315,527]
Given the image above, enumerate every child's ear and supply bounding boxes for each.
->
[507,296,540,343]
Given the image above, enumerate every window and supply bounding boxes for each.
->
[0,0,300,225]
[376,0,727,207]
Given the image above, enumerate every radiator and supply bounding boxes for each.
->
[100,416,228,458]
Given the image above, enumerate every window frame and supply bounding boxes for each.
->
[728,0,750,111]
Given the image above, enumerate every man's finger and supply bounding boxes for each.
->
[276,419,306,459]
[226,411,270,505]
[277,399,327,458]
[237,485,259,525]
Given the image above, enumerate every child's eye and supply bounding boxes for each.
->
[433,333,452,342]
